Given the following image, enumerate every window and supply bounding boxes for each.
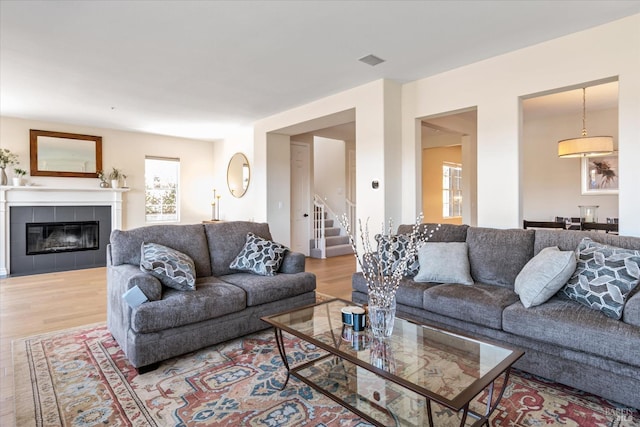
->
[443,162,462,218]
[145,157,179,222]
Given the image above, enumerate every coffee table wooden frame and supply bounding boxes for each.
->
[262,298,524,427]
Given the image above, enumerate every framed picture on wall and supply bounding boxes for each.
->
[581,153,619,195]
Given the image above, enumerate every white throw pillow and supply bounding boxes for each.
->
[414,242,474,285]
[515,246,576,308]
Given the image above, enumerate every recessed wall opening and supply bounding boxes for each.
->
[26,221,99,255]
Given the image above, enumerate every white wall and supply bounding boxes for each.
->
[522,108,618,222]
[0,116,215,229]
[211,126,256,221]
[313,136,346,216]
[254,80,400,246]
[402,15,640,235]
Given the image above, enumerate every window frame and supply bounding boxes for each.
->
[144,156,180,223]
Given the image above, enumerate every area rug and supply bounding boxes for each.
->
[13,323,639,427]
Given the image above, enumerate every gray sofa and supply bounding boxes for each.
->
[352,224,640,409]
[107,221,316,370]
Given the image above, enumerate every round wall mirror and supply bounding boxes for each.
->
[227,152,250,198]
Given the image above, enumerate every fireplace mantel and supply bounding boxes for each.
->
[0,186,129,276]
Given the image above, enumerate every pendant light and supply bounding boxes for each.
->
[557,87,613,158]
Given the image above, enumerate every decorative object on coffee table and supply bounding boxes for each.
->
[340,213,439,337]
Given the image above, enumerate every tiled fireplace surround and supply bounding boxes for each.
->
[0,187,127,277]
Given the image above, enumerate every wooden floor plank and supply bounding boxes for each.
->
[0,255,355,425]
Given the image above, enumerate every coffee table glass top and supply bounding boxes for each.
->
[264,298,522,409]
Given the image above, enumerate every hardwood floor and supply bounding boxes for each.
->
[0,255,355,426]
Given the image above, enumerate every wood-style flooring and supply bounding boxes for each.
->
[0,255,355,426]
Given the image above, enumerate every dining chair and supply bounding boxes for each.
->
[523,220,566,230]
[581,222,619,234]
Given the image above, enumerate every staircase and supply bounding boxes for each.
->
[310,196,354,259]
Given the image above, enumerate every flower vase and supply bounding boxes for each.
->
[111,179,120,189]
[12,177,22,186]
[368,291,396,338]
[1,168,6,186]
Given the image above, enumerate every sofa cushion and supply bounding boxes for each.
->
[623,291,640,327]
[561,238,640,320]
[219,272,316,306]
[352,272,438,309]
[376,234,420,276]
[466,227,534,288]
[514,246,576,308]
[423,283,519,329]
[533,229,640,255]
[414,242,473,285]
[204,221,273,276]
[110,224,212,277]
[503,296,640,367]
[140,242,196,291]
[131,277,246,333]
[397,223,468,243]
[229,232,288,276]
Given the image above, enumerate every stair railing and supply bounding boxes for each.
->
[346,198,356,236]
[313,195,326,259]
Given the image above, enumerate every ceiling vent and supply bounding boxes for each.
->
[358,54,385,66]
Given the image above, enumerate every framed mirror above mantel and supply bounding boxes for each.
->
[30,129,103,178]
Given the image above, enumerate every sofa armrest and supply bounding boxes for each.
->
[280,251,306,274]
[107,264,161,354]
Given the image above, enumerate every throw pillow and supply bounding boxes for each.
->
[375,234,420,277]
[229,232,288,276]
[514,246,576,308]
[140,242,196,291]
[414,242,474,285]
[562,238,640,320]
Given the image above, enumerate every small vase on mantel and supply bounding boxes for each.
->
[111,179,120,189]
[0,168,7,186]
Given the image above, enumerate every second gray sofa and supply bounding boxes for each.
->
[107,221,316,371]
[352,224,640,409]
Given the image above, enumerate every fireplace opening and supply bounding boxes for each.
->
[26,221,99,255]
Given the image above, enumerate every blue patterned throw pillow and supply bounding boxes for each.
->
[140,242,196,291]
[230,232,288,276]
[375,234,420,277]
[562,238,640,319]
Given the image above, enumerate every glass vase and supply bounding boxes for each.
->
[368,292,396,338]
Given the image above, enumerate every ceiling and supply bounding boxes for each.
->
[1,1,638,141]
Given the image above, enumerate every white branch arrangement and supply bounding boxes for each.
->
[338,213,440,307]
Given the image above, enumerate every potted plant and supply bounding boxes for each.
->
[97,170,109,188]
[109,167,123,188]
[0,148,18,186]
[13,167,27,186]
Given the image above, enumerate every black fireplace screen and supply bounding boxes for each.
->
[26,221,99,255]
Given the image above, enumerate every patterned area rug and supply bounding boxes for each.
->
[13,323,639,427]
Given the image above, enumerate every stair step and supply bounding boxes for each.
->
[325,244,354,257]
[325,235,350,246]
[324,227,340,237]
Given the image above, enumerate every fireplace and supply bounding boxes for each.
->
[26,221,99,255]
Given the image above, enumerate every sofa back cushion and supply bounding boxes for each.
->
[466,227,535,288]
[533,229,640,255]
[110,224,213,277]
[204,221,273,276]
[397,223,468,242]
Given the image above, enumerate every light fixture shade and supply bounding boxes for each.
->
[558,136,614,158]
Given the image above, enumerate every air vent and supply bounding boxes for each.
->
[358,54,385,66]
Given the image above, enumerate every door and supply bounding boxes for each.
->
[291,142,311,255]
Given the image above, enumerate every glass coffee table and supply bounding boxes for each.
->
[262,298,524,427]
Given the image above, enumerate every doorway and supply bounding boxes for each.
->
[420,108,477,226]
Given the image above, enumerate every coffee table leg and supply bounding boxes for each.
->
[484,368,511,420]
[273,328,291,390]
